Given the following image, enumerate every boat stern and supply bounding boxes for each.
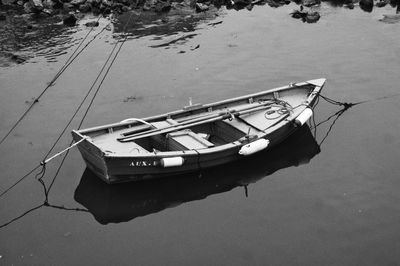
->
[71,130,111,183]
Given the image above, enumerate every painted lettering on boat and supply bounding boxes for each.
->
[129,161,157,167]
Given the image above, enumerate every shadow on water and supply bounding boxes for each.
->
[111,9,223,46]
[74,124,320,225]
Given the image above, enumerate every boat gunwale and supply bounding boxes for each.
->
[75,81,317,135]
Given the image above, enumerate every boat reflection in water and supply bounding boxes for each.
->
[74,125,320,225]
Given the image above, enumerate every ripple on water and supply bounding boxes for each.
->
[0,15,78,66]
[111,9,225,48]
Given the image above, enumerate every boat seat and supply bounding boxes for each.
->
[167,130,214,150]
[223,117,262,135]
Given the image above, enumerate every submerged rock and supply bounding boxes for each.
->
[291,8,320,23]
[79,3,91,12]
[195,2,209,11]
[63,13,77,26]
[344,2,354,8]
[306,11,320,22]
[24,2,34,13]
[302,0,320,7]
[291,8,307,19]
[233,0,251,8]
[85,20,99,26]
[360,0,374,12]
[154,0,172,12]
[29,0,44,11]
[376,0,388,7]
[0,52,27,64]
[71,0,86,5]
[63,2,74,9]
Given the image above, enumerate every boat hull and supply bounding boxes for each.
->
[74,121,298,183]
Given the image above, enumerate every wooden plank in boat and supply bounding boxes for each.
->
[238,106,289,131]
[167,130,214,150]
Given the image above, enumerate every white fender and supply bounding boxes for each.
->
[160,157,184,167]
[294,108,313,127]
[239,139,270,156]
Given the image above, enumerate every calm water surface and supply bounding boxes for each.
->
[1,4,400,265]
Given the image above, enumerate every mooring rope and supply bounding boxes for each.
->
[319,94,358,109]
[42,137,87,165]
[0,13,134,200]
[45,12,136,195]
[311,94,364,146]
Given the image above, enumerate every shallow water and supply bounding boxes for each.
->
[1,4,400,265]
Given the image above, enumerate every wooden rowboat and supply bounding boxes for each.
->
[72,78,326,184]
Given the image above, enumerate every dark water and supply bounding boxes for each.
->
[1,4,400,265]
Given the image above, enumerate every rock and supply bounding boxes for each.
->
[154,0,172,12]
[92,6,101,14]
[43,0,62,8]
[29,0,44,10]
[233,0,251,8]
[102,6,111,14]
[121,5,130,11]
[376,0,387,7]
[42,7,54,14]
[101,0,112,6]
[291,9,320,23]
[24,2,34,13]
[266,0,283,8]
[78,2,91,11]
[43,0,54,8]
[360,0,373,12]
[291,9,307,19]
[11,54,26,64]
[70,0,85,5]
[302,0,320,6]
[87,0,101,6]
[0,12,6,20]
[62,2,73,9]
[63,13,77,26]
[111,2,124,13]
[20,13,33,19]
[142,3,151,10]
[85,20,99,27]
[306,11,320,22]
[195,2,209,11]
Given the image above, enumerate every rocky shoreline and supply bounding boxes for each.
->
[0,0,398,27]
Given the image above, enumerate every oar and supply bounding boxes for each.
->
[120,101,270,138]
[118,104,274,142]
[118,101,275,141]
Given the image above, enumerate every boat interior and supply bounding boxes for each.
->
[78,86,313,155]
